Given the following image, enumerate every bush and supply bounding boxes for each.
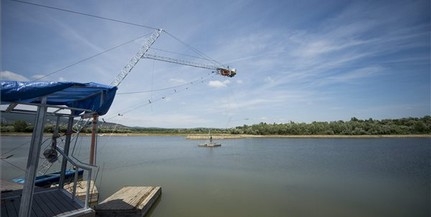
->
[13,120,28,132]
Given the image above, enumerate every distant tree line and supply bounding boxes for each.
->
[230,116,431,135]
[1,116,430,135]
[0,120,135,134]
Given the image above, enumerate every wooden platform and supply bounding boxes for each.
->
[1,187,94,217]
[63,180,99,206]
[95,186,161,217]
[1,179,24,192]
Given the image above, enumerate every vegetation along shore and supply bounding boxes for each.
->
[1,116,430,137]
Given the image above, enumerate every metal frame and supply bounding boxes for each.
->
[18,97,48,217]
[2,99,99,217]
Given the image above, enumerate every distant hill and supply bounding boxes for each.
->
[1,112,50,124]
[1,111,129,129]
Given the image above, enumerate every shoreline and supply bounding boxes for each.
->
[185,134,431,139]
[1,132,430,139]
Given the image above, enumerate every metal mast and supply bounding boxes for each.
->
[110,29,163,87]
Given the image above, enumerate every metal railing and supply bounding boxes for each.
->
[56,146,97,209]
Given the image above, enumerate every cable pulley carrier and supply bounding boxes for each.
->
[111,29,237,87]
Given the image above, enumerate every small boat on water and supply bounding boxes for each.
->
[13,169,84,188]
[198,134,221,147]
[198,142,221,147]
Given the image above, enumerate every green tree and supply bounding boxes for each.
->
[13,120,28,132]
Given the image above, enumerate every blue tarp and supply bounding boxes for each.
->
[1,81,117,116]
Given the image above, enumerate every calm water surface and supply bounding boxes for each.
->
[1,136,430,217]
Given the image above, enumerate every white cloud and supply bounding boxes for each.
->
[169,78,187,84]
[208,80,230,88]
[310,66,385,87]
[334,66,383,81]
[0,71,29,81]
[264,76,274,83]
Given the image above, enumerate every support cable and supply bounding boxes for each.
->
[117,73,215,94]
[11,0,159,30]
[105,73,217,120]
[1,159,26,172]
[0,141,30,157]
[162,30,224,67]
[32,33,153,81]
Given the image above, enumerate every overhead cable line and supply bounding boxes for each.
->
[11,0,159,30]
[32,33,153,81]
[149,47,215,63]
[12,0,235,90]
[162,30,224,67]
[105,73,217,120]
[117,73,215,94]
[1,140,29,157]
[12,0,217,66]
[1,159,26,172]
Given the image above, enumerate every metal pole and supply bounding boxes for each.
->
[54,115,60,138]
[18,97,47,217]
[59,116,74,188]
[72,169,79,200]
[85,170,92,208]
[89,114,98,165]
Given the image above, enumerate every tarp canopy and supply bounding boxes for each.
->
[1,81,117,116]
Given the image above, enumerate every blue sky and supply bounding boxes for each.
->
[1,0,430,128]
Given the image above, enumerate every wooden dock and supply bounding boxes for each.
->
[1,187,94,217]
[63,180,99,206]
[95,186,161,217]
[1,179,24,192]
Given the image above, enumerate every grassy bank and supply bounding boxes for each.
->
[1,132,430,139]
[185,134,431,139]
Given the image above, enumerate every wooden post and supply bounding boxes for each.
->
[89,114,98,165]
[19,97,47,217]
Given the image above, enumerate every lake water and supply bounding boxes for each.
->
[1,136,430,217]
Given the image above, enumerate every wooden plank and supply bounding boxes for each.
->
[95,186,161,217]
[1,188,90,217]
[50,190,77,212]
[58,189,85,208]
[31,198,44,217]
[2,198,18,217]
[33,192,56,217]
[42,191,64,214]
[1,200,8,217]
[6,198,17,217]
[36,190,87,216]
[43,190,82,214]
[1,179,23,192]
[137,186,161,216]
[31,207,40,217]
